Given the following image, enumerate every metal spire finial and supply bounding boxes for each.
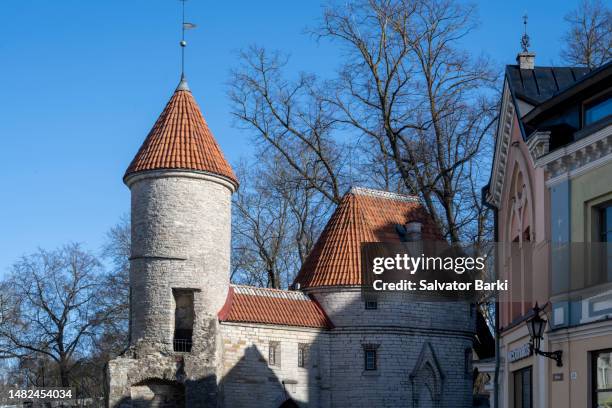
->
[178,0,197,87]
[521,14,530,53]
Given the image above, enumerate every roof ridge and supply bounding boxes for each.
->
[350,186,419,202]
[231,284,297,292]
[231,285,311,300]
[508,64,591,70]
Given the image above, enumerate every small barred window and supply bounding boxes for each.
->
[298,343,309,368]
[365,300,378,310]
[269,341,280,367]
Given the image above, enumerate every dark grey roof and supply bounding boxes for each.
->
[506,65,592,105]
[523,61,612,123]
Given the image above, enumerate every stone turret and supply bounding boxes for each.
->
[108,76,237,407]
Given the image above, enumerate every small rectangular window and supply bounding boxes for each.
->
[365,300,378,310]
[173,289,194,353]
[584,94,612,126]
[269,341,280,367]
[364,347,377,371]
[298,343,308,368]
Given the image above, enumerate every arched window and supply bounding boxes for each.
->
[504,161,535,322]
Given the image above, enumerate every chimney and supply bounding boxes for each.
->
[517,14,535,69]
[405,221,423,242]
[517,52,536,70]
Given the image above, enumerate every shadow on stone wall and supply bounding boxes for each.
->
[220,344,300,408]
[110,358,219,408]
[111,216,478,407]
[302,287,476,408]
[110,301,474,407]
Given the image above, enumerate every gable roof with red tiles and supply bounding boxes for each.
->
[124,78,238,188]
[218,286,332,329]
[293,187,441,289]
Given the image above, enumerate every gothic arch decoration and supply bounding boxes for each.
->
[410,342,444,408]
[502,148,536,246]
[501,154,537,321]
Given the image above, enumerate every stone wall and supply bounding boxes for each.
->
[310,286,475,332]
[128,171,233,345]
[108,169,476,408]
[219,322,326,408]
[216,287,475,408]
[323,330,473,407]
[108,170,234,408]
[312,287,475,408]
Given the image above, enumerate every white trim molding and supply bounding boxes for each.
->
[535,124,612,187]
[526,131,551,162]
[487,81,516,207]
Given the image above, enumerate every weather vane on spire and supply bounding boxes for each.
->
[521,13,530,53]
[179,0,197,80]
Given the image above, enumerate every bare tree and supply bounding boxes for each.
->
[232,162,291,288]
[231,158,332,288]
[561,0,611,68]
[229,46,350,206]
[0,244,121,387]
[230,0,498,245]
[102,214,130,278]
[99,215,130,355]
[320,0,498,243]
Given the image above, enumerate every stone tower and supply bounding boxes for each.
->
[107,76,238,408]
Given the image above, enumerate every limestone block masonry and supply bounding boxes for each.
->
[107,170,234,408]
[215,288,475,408]
[309,287,475,408]
[106,167,476,407]
[219,323,326,408]
[128,171,232,345]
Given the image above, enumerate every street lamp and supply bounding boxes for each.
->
[526,303,563,367]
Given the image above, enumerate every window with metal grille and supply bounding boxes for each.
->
[298,343,308,368]
[269,341,280,367]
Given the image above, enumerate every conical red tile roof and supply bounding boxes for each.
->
[293,187,441,288]
[124,80,238,187]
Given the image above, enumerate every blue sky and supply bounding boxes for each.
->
[0,0,581,273]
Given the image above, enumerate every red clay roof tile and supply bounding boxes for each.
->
[293,187,441,288]
[125,83,238,186]
[219,286,332,329]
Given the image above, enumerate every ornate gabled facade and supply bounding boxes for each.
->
[484,52,612,408]
[107,76,478,408]
[485,65,591,209]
